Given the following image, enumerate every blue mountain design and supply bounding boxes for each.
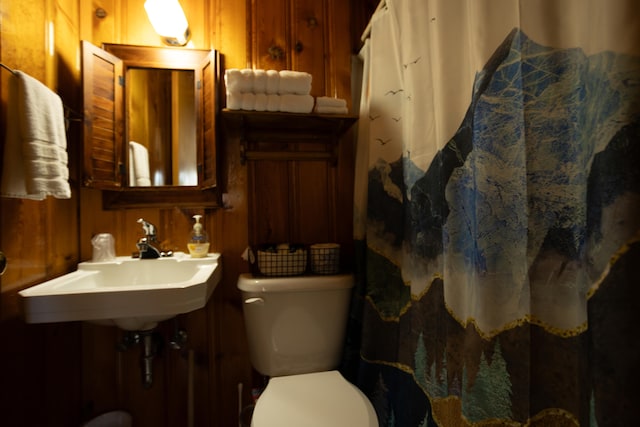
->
[366,27,640,295]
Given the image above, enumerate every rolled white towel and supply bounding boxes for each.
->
[240,69,254,91]
[266,70,280,94]
[266,94,280,112]
[225,69,253,93]
[279,94,314,113]
[253,69,267,93]
[224,69,240,92]
[226,92,243,110]
[315,96,347,109]
[314,105,349,115]
[254,93,268,111]
[242,93,256,111]
[278,70,312,95]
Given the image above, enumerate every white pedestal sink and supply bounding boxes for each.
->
[19,252,222,331]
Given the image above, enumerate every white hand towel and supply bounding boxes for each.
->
[254,93,268,112]
[315,96,347,109]
[279,94,314,113]
[314,105,349,115]
[278,70,312,95]
[226,92,243,110]
[266,94,280,112]
[242,93,256,111]
[128,141,151,186]
[1,71,71,200]
[253,69,267,93]
[224,68,254,93]
[266,70,280,94]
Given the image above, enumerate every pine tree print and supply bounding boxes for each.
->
[438,350,448,396]
[414,332,428,390]
[387,408,396,427]
[371,373,390,424]
[462,340,513,422]
[486,340,513,419]
[589,390,599,427]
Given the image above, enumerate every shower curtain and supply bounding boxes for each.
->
[349,0,640,425]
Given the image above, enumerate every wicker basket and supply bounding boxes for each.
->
[309,243,340,274]
[254,244,308,276]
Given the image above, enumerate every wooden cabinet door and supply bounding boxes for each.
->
[81,40,124,189]
[199,50,219,189]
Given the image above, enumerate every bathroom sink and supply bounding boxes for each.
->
[19,252,222,331]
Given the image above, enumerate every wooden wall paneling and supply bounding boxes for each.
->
[80,324,122,421]
[213,0,249,68]
[42,322,83,424]
[0,0,49,297]
[178,308,214,427]
[327,0,356,269]
[210,132,255,426]
[80,0,122,44]
[119,0,161,47]
[335,129,356,270]
[291,159,333,244]
[181,0,211,49]
[1,2,83,426]
[326,0,353,102]
[249,160,292,244]
[290,0,327,96]
[250,0,289,69]
[0,320,48,425]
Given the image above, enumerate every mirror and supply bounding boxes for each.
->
[81,41,219,208]
[127,68,196,187]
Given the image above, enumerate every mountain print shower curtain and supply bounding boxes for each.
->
[348,0,640,426]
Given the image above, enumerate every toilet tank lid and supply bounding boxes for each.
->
[237,273,354,293]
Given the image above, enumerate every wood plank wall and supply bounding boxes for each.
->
[0,0,378,425]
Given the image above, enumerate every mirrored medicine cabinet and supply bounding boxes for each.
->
[81,41,220,209]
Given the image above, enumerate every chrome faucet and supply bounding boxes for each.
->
[136,218,161,259]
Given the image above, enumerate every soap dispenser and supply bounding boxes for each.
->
[188,215,210,258]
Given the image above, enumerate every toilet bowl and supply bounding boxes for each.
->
[237,273,378,426]
[252,371,377,427]
[82,411,132,427]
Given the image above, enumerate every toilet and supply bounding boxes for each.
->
[237,273,378,426]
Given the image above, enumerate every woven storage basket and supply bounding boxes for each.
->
[309,243,340,274]
[254,244,308,276]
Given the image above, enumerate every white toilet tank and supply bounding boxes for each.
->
[237,273,354,377]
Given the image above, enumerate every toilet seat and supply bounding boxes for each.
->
[251,370,378,427]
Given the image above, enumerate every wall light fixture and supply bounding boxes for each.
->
[144,0,191,46]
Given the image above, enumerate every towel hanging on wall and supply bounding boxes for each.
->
[129,141,151,187]
[1,70,71,200]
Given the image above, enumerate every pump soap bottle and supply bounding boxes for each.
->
[188,215,210,258]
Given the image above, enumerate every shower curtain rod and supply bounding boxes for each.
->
[360,0,386,42]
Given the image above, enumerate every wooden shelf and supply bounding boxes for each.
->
[220,109,358,164]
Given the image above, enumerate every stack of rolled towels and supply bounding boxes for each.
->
[225,68,348,115]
